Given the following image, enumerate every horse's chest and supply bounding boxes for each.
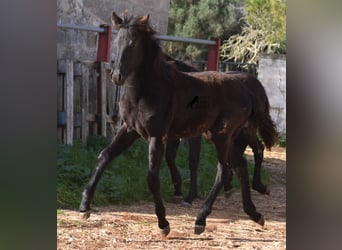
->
[119,100,161,138]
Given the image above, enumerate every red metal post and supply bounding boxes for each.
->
[96,24,112,135]
[97,24,112,62]
[207,38,221,71]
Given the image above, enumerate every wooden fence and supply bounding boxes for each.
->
[57,60,121,144]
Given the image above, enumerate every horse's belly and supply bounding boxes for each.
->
[168,119,213,139]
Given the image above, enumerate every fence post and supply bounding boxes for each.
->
[81,64,89,144]
[100,62,107,137]
[96,24,112,136]
[65,60,74,144]
[207,38,221,71]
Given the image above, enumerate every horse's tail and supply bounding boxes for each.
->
[249,81,278,150]
[255,107,278,150]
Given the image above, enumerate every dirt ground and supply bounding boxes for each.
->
[57,146,286,249]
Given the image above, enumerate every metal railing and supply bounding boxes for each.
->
[57,23,216,45]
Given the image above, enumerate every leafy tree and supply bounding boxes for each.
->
[221,0,286,64]
[166,0,244,60]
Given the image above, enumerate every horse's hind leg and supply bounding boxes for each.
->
[230,139,265,226]
[148,137,170,237]
[79,126,139,216]
[165,139,183,201]
[183,136,201,206]
[222,134,247,199]
[249,135,269,194]
[195,135,228,234]
[222,164,234,198]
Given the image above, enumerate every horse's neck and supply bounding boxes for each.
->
[128,54,166,88]
[121,72,157,102]
[121,48,172,105]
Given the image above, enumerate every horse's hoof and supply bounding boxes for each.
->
[194,224,205,235]
[160,225,170,237]
[181,201,192,208]
[257,215,265,226]
[253,185,270,195]
[80,211,90,220]
[225,189,234,199]
[173,195,184,204]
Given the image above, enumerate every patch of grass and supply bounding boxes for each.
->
[278,135,286,147]
[57,136,270,209]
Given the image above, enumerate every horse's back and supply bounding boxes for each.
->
[186,71,257,90]
[187,71,254,105]
[187,70,268,109]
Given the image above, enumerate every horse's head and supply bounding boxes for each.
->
[110,12,155,86]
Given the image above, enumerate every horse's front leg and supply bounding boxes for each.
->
[165,139,182,200]
[148,137,170,237]
[79,126,139,216]
[194,135,227,234]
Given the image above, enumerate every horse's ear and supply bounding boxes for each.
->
[112,12,122,30]
[138,14,150,26]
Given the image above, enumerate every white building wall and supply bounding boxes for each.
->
[258,54,286,135]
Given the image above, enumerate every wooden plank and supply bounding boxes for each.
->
[57,59,66,73]
[65,60,74,144]
[57,73,65,143]
[74,61,83,76]
[86,113,97,122]
[100,62,107,137]
[107,74,115,116]
[57,73,65,111]
[114,84,121,114]
[81,64,89,144]
[73,73,82,141]
[74,76,82,113]
[87,64,97,136]
[62,60,68,142]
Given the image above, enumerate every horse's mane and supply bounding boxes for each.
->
[163,54,199,73]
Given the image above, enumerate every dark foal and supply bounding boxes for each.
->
[164,57,269,206]
[80,12,277,236]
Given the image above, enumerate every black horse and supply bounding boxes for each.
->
[80,12,277,236]
[163,56,269,206]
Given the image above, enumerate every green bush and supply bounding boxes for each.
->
[57,136,269,209]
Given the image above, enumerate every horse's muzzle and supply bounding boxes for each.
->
[110,69,124,86]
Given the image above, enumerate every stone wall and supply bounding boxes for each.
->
[258,54,286,135]
[57,0,170,61]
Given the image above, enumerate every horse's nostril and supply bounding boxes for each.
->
[111,73,124,85]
